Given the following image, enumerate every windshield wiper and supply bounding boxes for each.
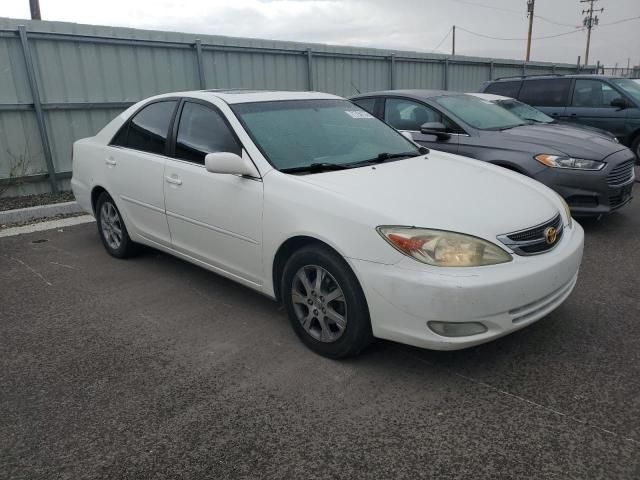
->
[347,151,421,167]
[523,117,549,124]
[280,162,350,174]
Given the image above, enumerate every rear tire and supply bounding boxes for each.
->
[281,245,373,359]
[631,136,640,165]
[95,192,139,258]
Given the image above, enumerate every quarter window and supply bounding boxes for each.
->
[175,102,241,164]
[114,100,177,155]
[384,98,460,132]
[518,79,571,107]
[353,98,377,115]
[572,79,621,107]
[484,81,522,98]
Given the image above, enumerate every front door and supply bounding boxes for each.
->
[382,97,460,154]
[163,100,264,286]
[564,79,630,139]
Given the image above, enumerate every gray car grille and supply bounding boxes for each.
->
[497,213,563,256]
[607,159,635,186]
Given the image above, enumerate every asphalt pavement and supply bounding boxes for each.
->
[1,186,639,479]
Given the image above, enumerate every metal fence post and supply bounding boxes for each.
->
[17,25,58,194]
[551,64,556,74]
[389,54,395,90]
[194,39,206,89]
[489,60,494,80]
[444,59,449,90]
[306,48,314,91]
[522,61,527,76]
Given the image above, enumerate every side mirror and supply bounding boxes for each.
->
[420,122,451,140]
[610,97,628,110]
[204,151,260,177]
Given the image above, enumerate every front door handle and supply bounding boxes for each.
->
[105,157,116,166]
[165,175,182,185]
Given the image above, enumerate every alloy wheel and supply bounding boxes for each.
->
[100,201,123,250]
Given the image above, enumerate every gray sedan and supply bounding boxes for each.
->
[351,90,635,217]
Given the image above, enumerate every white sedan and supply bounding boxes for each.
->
[72,90,584,358]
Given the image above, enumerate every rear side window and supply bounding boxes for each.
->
[113,100,177,155]
[175,102,241,164]
[353,98,377,115]
[484,81,522,98]
[518,79,571,107]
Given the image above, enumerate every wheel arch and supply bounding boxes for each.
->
[90,185,109,215]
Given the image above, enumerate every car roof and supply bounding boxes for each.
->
[468,92,511,101]
[488,74,628,82]
[142,89,343,105]
[351,89,463,101]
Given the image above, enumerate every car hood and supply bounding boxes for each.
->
[290,153,561,241]
[482,124,626,160]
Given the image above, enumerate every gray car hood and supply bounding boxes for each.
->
[481,124,626,160]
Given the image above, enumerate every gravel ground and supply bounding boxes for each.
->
[0,211,88,230]
[1,185,639,479]
[0,191,75,212]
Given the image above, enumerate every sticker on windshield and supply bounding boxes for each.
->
[345,110,374,119]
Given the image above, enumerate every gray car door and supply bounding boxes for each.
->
[382,97,459,154]
[518,78,571,121]
[563,79,630,139]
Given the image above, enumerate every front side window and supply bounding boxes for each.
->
[231,99,419,171]
[518,79,571,107]
[435,95,526,130]
[384,98,444,131]
[573,79,626,107]
[611,78,640,103]
[175,102,241,164]
[496,99,553,124]
[484,81,522,98]
[114,100,177,155]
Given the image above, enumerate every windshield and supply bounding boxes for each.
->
[495,99,553,124]
[611,78,640,103]
[231,99,419,171]
[435,95,527,130]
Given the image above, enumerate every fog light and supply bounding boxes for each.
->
[427,321,488,337]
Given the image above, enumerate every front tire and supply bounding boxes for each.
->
[281,245,373,358]
[95,192,139,258]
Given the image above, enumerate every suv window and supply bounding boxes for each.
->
[175,101,241,164]
[484,80,522,98]
[572,79,620,107]
[113,100,177,154]
[384,98,460,132]
[353,98,376,115]
[518,79,571,107]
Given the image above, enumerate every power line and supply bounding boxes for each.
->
[456,25,585,42]
[444,0,579,27]
[432,27,452,52]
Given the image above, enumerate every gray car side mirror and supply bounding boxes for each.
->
[420,122,451,140]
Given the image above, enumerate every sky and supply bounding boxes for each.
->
[1,0,639,67]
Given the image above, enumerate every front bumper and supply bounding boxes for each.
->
[533,150,635,217]
[349,222,584,351]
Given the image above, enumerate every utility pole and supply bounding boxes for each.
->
[452,25,456,56]
[581,0,603,67]
[525,0,535,62]
[29,0,41,20]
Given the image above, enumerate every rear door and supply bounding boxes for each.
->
[564,79,630,139]
[107,99,177,247]
[381,97,460,154]
[163,99,264,286]
[517,78,571,120]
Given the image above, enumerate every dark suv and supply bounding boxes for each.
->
[479,75,640,158]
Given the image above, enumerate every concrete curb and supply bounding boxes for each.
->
[0,201,84,225]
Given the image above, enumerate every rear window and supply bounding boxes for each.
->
[518,79,571,107]
[484,81,522,98]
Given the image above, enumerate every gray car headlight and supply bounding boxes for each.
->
[377,227,512,267]
[535,154,605,171]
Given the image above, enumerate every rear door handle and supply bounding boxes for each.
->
[165,175,182,185]
[105,157,116,166]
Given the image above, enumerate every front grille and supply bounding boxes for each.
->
[607,159,635,186]
[497,213,563,256]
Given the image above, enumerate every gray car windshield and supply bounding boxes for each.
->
[231,99,419,171]
[611,78,640,103]
[435,95,527,130]
[495,99,553,124]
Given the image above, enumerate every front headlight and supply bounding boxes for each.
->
[377,227,512,267]
[535,154,605,171]
[558,195,573,229]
